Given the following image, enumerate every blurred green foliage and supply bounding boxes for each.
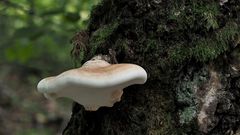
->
[16,128,54,135]
[0,1,99,135]
[0,0,99,74]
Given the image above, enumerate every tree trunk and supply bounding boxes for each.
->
[63,0,240,134]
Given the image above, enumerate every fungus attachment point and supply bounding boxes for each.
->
[37,56,147,111]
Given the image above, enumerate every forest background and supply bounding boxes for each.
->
[0,0,99,134]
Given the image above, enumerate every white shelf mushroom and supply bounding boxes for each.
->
[37,56,147,111]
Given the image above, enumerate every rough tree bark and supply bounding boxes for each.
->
[63,0,240,134]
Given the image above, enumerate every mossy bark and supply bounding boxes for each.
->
[64,0,240,134]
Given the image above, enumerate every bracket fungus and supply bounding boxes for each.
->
[37,56,147,111]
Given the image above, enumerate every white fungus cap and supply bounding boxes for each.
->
[37,57,147,111]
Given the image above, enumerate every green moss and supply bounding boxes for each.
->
[168,0,220,31]
[89,21,119,55]
[167,22,239,65]
[142,39,159,59]
[159,1,238,66]
[193,2,220,30]
[193,38,221,62]
[168,45,192,65]
[193,22,238,61]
